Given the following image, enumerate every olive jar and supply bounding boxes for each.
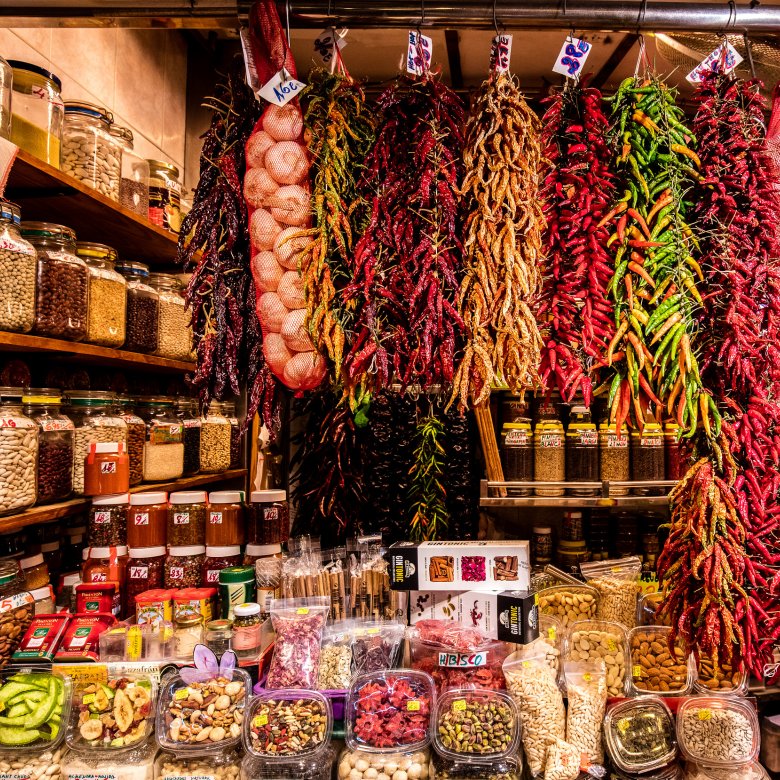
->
[22,221,89,341]
[150,273,191,360]
[0,200,37,334]
[116,260,159,353]
[76,242,127,347]
[23,387,74,504]
[135,396,184,482]
[0,387,38,516]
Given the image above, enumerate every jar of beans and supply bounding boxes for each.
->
[126,546,166,610]
[0,386,38,515]
[150,273,191,360]
[200,403,231,473]
[165,545,206,588]
[631,423,665,495]
[247,490,289,545]
[116,260,159,353]
[115,396,144,487]
[76,241,127,347]
[23,387,74,503]
[203,545,242,587]
[128,491,167,548]
[136,396,184,482]
[599,421,629,496]
[0,200,37,334]
[176,397,201,476]
[223,401,242,468]
[207,490,244,546]
[168,490,207,546]
[22,221,89,341]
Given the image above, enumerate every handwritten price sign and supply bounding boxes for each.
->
[313,27,348,67]
[552,36,592,79]
[490,34,513,73]
[258,68,306,107]
[687,41,743,83]
[407,30,433,75]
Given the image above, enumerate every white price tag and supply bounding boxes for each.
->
[258,68,306,107]
[686,42,743,83]
[490,34,513,73]
[552,36,592,79]
[313,27,348,66]
[407,30,433,75]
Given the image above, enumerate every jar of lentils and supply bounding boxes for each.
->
[200,403,231,473]
[150,273,191,360]
[67,390,127,495]
[61,101,122,201]
[115,396,144,487]
[110,124,149,217]
[22,221,89,341]
[0,387,37,515]
[168,490,207,546]
[165,545,206,588]
[23,387,73,503]
[88,493,128,547]
[77,242,126,347]
[135,396,184,482]
[116,261,159,353]
[176,397,201,476]
[0,200,37,334]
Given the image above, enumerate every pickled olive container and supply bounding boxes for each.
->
[627,626,694,696]
[168,490,207,545]
[207,490,245,546]
[177,397,201,476]
[22,222,89,341]
[536,583,598,628]
[0,200,37,334]
[604,696,677,774]
[115,397,144,487]
[433,689,518,763]
[200,403,232,473]
[150,273,191,360]
[565,618,628,698]
[76,242,127,347]
[599,421,629,496]
[165,545,206,588]
[337,748,433,780]
[127,491,167,548]
[534,420,565,496]
[500,421,532,494]
[136,396,184,482]
[0,387,38,515]
[116,261,158,353]
[565,405,599,496]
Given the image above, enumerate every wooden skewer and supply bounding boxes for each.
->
[475,400,506,497]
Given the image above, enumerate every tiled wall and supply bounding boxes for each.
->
[0,27,190,185]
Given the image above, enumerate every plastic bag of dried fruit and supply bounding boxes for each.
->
[242,0,325,391]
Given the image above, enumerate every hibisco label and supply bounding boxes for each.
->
[93,511,111,524]
[173,512,190,525]
[438,651,488,668]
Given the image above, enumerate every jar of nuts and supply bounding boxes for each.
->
[77,242,127,347]
[627,626,694,696]
[0,200,37,334]
[150,273,192,360]
[116,261,159,354]
[0,387,38,515]
[22,221,89,341]
[0,560,34,668]
[566,618,628,698]
[200,403,231,474]
[536,583,599,628]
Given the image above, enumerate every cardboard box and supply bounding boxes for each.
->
[409,590,538,644]
[388,541,530,591]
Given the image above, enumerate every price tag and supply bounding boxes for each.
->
[313,27,348,66]
[406,699,421,712]
[296,607,309,615]
[583,672,592,682]
[547,627,557,641]
[552,36,592,79]
[633,664,643,678]
[452,699,467,712]
[687,41,743,84]
[175,688,189,701]
[698,709,712,721]
[490,34,512,73]
[253,714,268,727]
[617,717,630,733]
[407,30,432,75]
[258,68,306,107]
[607,639,617,652]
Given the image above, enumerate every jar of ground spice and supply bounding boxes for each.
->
[631,423,665,495]
[500,421,533,495]
[22,221,89,341]
[82,545,128,591]
[20,553,49,590]
[168,490,207,546]
[77,242,127,347]
[165,545,206,588]
[115,396,144,487]
[664,421,686,481]
[207,490,244,546]
[136,396,184,482]
[247,490,289,545]
[126,546,166,609]
[565,406,599,496]
[200,403,231,473]
[534,421,565,496]
[116,260,159,353]
[127,491,167,548]
[83,441,130,496]
[23,387,73,503]
[88,493,128,547]
[599,421,629,496]
[176,397,201,476]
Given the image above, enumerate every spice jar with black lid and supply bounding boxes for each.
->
[116,260,159,353]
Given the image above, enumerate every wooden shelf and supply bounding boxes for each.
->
[0,332,195,373]
[0,469,247,534]
[4,149,181,266]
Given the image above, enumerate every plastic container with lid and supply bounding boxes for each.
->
[245,542,283,565]
[566,406,599,496]
[534,420,565,496]
[203,545,242,586]
[126,546,166,612]
[76,241,127,347]
[200,402,232,473]
[248,489,289,545]
[432,689,518,763]
[115,396,144,487]
[0,386,38,514]
[676,696,760,767]
[243,749,336,780]
[168,490,207,545]
[156,749,243,780]
[637,591,669,626]
[0,200,38,334]
[127,491,167,548]
[63,734,156,778]
[599,421,629,496]
[566,618,628,698]
[627,626,694,696]
[337,748,433,780]
[207,490,244,546]
[82,545,128,589]
[695,655,748,695]
[116,261,158,353]
[148,160,182,234]
[87,493,128,547]
[534,390,562,424]
[173,612,203,660]
[531,526,552,565]
[135,396,184,481]
[22,221,89,341]
[762,714,780,773]
[20,553,49,590]
[83,442,130,496]
[345,670,435,753]
[0,56,10,140]
[219,566,257,620]
[150,273,191,360]
[632,422,666,495]
[61,101,122,200]
[165,545,206,588]
[561,510,584,542]
[556,539,590,572]
[204,618,233,656]
[8,61,63,168]
[30,583,55,615]
[110,125,149,217]
[500,421,532,495]
[536,582,599,628]
[176,397,201,476]
[604,696,677,774]
[683,763,767,780]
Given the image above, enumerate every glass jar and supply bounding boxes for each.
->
[135,396,184,481]
[207,490,244,546]
[203,545,242,587]
[0,56,10,140]
[150,273,191,360]
[200,402,232,473]
[534,390,562,424]
[232,601,262,659]
[219,566,256,620]
[0,387,38,515]
[247,489,289,544]
[76,242,127,347]
[0,200,37,333]
[82,545,128,590]
[664,421,686,481]
[30,584,55,615]
[126,545,166,613]
[173,612,204,661]
[562,510,584,542]
[565,405,598,496]
[128,491,168,548]
[204,618,233,656]
[67,391,127,495]
[0,561,33,667]
[148,160,182,233]
[500,391,529,424]
[532,526,553,565]
[88,492,128,547]
[599,421,629,496]
[110,124,149,217]
[556,539,591,572]
[115,396,144,487]
[83,441,130,495]
[23,387,74,503]
[534,421,565,496]
[500,421,532,495]
[8,61,63,168]
[41,539,63,578]
[222,402,242,468]
[251,545,282,619]
[168,490,207,546]
[165,545,206,588]
[19,553,49,590]
[22,221,89,341]
[116,260,159,353]
[176,398,201,476]
[631,423,666,495]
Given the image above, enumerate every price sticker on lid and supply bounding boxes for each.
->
[296,607,309,615]
[174,688,189,701]
[552,36,592,79]
[698,709,712,721]
[452,699,467,712]
[253,714,269,727]
[407,700,421,712]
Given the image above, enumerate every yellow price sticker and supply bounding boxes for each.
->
[617,718,630,733]
[607,639,617,652]
[296,607,309,615]
[583,673,592,682]
[534,593,539,606]
[367,628,380,636]
[698,709,712,721]
[407,700,421,712]
[452,699,467,712]
[522,660,531,668]
[253,714,268,727]
[632,665,643,679]
[174,688,189,701]
[547,627,557,641]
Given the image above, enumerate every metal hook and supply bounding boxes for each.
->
[284,0,291,47]
[743,32,757,79]
[326,0,333,19]
[492,0,500,36]
[418,0,425,31]
[720,0,737,35]
[636,0,648,32]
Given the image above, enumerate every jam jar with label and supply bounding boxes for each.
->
[207,490,244,546]
[168,490,207,546]
[128,491,168,548]
[88,492,129,547]
[202,546,242,587]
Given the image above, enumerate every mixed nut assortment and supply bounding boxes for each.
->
[165,677,246,745]
[248,696,328,756]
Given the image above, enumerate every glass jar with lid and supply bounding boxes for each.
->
[534,390,562,424]
[0,200,37,333]
[21,221,89,341]
[200,402,232,473]
[76,242,127,347]
[173,612,203,660]
[565,405,599,495]
[116,260,159,353]
[7,60,63,168]
[110,124,149,217]
[247,490,289,545]
[168,490,207,546]
[165,545,206,588]
[115,396,144,486]
[19,553,49,590]
[232,602,262,659]
[128,491,168,548]
[150,273,191,360]
[126,546,166,612]
[203,545,242,587]
[664,421,686,481]
[135,396,184,481]
[23,387,74,503]
[0,57,10,140]
[67,390,127,495]
[83,442,130,495]
[534,420,565,496]
[61,101,122,200]
[500,391,529,425]
[0,387,38,515]
[500,420,532,495]
[204,618,233,656]
[148,160,182,234]
[176,398,201,476]
[207,490,244,546]
[631,423,666,495]
[599,421,629,496]
[0,560,33,667]
[87,493,128,547]
[223,401,242,468]
[82,545,128,591]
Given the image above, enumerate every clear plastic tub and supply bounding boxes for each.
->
[694,655,748,695]
[682,761,768,780]
[580,556,642,628]
[676,696,760,767]
[638,591,669,626]
[603,696,677,774]
[242,746,335,780]
[244,689,331,759]
[67,673,155,752]
[345,670,435,754]
[536,583,598,627]
[566,618,628,698]
[431,754,522,780]
[62,737,156,780]
[627,626,694,696]
[336,747,432,780]
[157,748,242,780]
[0,747,67,780]
[432,689,518,763]
[538,613,563,674]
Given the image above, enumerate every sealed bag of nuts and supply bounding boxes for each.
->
[318,624,355,690]
[564,660,608,765]
[580,556,642,628]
